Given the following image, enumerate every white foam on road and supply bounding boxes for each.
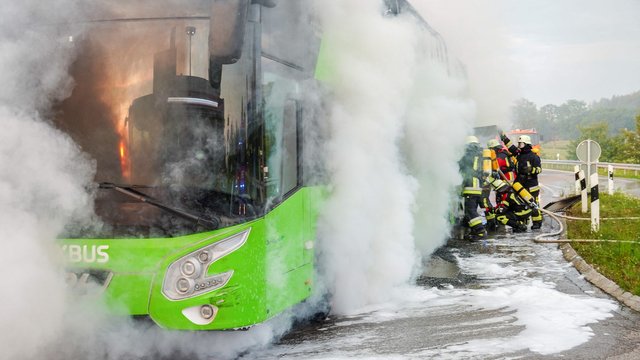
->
[430,282,617,357]
[252,239,618,359]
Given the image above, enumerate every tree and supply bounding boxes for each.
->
[510,92,640,144]
[557,100,588,139]
[566,122,619,162]
[510,98,538,130]
[615,114,640,163]
[538,104,559,141]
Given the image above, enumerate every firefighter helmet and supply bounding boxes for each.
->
[466,135,479,144]
[487,138,501,148]
[518,135,532,145]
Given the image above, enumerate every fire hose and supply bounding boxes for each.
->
[534,208,640,244]
[487,167,640,244]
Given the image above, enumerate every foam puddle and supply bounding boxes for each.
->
[249,238,617,359]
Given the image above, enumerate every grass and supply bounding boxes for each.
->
[565,192,640,295]
[597,167,640,180]
[540,140,571,160]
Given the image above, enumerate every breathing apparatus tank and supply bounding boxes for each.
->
[482,149,492,176]
[512,182,538,208]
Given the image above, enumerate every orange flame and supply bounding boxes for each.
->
[108,71,152,182]
[119,136,130,181]
[93,30,157,183]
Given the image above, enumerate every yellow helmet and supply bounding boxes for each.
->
[466,135,479,144]
[487,139,501,148]
[487,176,509,193]
[518,135,532,145]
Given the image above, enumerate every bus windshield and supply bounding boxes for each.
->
[55,6,261,238]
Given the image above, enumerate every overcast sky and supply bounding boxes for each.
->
[413,0,640,109]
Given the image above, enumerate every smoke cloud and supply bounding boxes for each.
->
[315,1,473,314]
[411,0,516,129]
[0,0,475,358]
[0,1,95,358]
[0,109,96,360]
[0,1,81,113]
[0,1,299,359]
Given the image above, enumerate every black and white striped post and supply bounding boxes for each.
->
[608,164,614,195]
[579,169,588,213]
[591,172,600,232]
[576,138,602,190]
[574,165,581,195]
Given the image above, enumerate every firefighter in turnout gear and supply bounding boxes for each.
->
[487,175,531,233]
[482,194,497,232]
[488,138,516,183]
[458,136,488,241]
[481,145,497,232]
[500,132,543,229]
[487,138,515,211]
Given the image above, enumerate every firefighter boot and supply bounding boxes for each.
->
[486,218,498,232]
[531,221,542,230]
[507,220,527,233]
[466,225,488,241]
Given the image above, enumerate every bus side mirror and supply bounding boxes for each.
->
[209,0,250,90]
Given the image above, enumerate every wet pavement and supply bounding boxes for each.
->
[541,168,640,199]
[244,229,640,359]
[63,171,639,360]
[240,172,640,359]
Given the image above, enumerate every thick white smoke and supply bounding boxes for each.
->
[0,0,475,358]
[0,2,96,359]
[315,1,473,314]
[0,1,310,358]
[0,110,95,360]
[0,1,82,112]
[411,0,516,128]
[405,59,476,258]
[0,1,294,358]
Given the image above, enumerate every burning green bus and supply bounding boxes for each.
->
[56,0,323,330]
[55,0,442,330]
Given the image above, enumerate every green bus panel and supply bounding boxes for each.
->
[61,186,323,330]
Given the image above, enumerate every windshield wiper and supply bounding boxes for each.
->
[98,182,219,230]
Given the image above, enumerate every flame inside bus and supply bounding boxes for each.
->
[118,136,130,180]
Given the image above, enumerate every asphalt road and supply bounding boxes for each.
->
[243,172,640,359]
[541,168,640,199]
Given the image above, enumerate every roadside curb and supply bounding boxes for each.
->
[559,243,640,312]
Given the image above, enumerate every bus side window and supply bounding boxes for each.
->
[263,89,299,202]
[281,99,299,195]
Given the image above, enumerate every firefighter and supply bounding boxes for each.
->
[488,138,516,183]
[500,132,543,229]
[487,138,515,214]
[482,193,497,232]
[481,144,497,232]
[458,135,488,241]
[493,179,531,233]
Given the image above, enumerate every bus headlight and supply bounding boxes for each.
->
[162,229,250,301]
[181,259,200,276]
[176,278,194,294]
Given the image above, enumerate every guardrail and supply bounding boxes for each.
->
[542,159,640,175]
